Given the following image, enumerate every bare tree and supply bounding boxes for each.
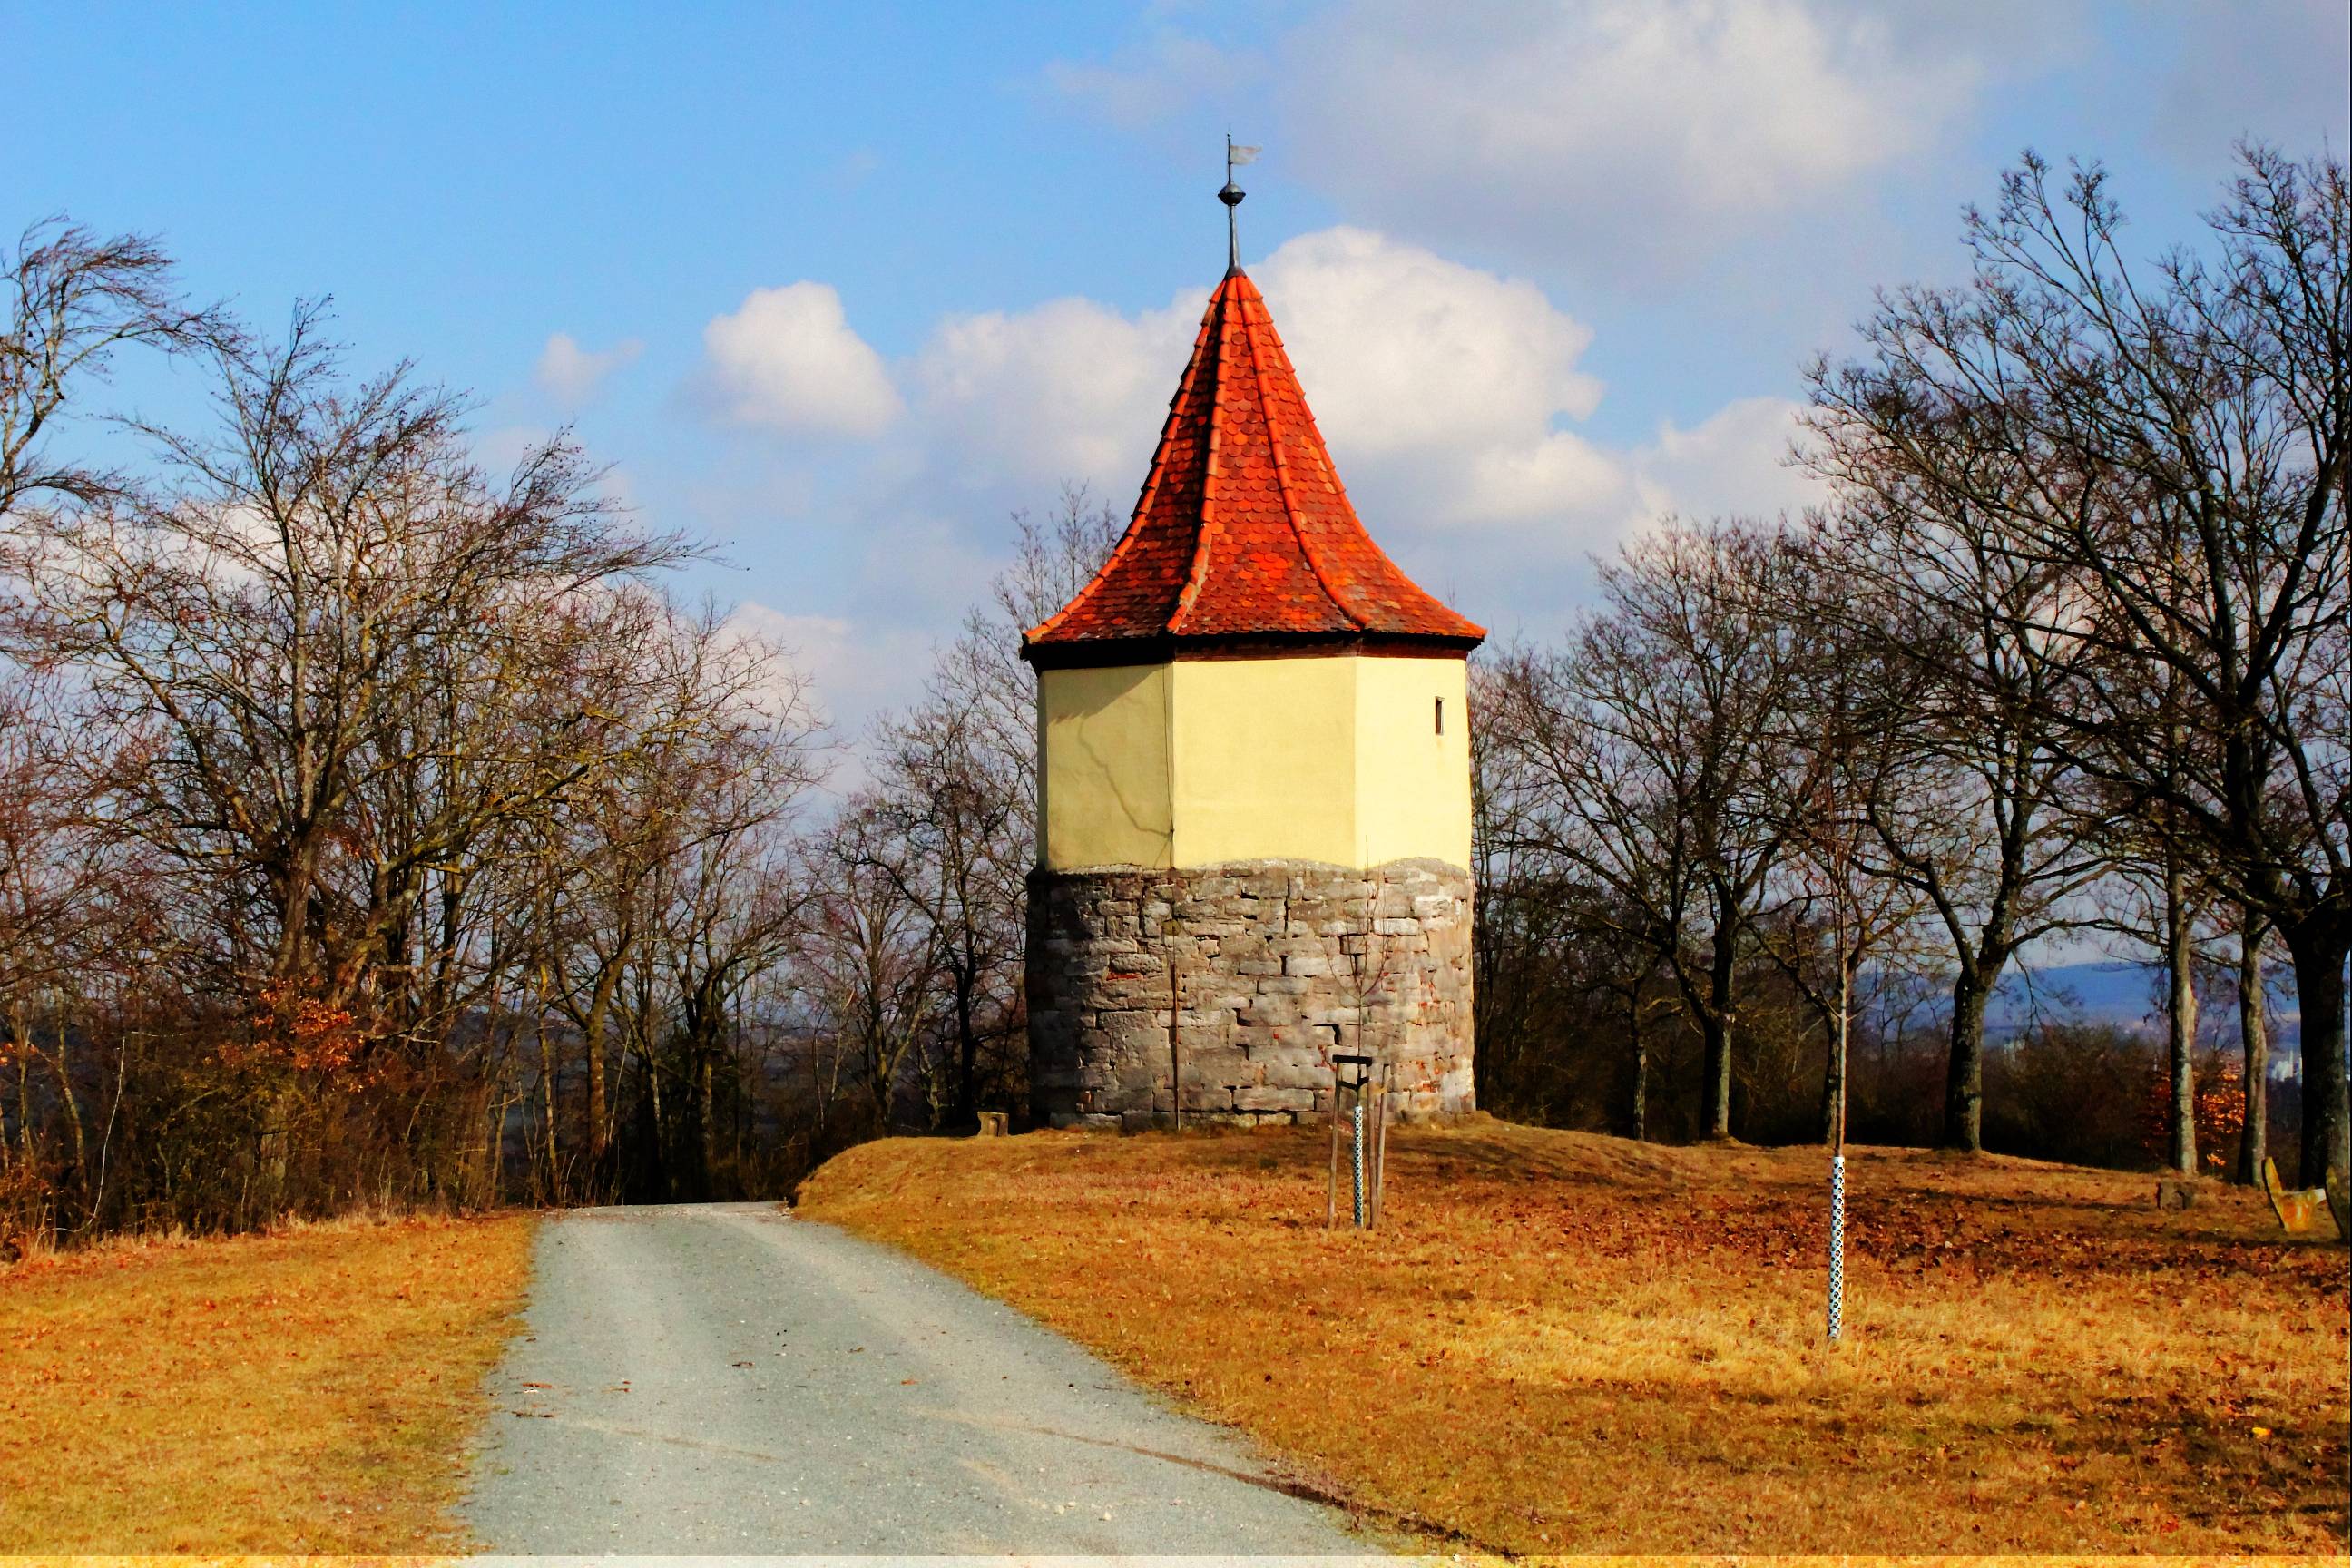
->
[1753,590,1932,1146]
[1811,147,2350,1182]
[5,313,691,1019]
[840,488,1120,1131]
[1787,497,2107,1151]
[2236,903,2273,1183]
[2,219,230,517]
[796,798,946,1134]
[1497,521,1811,1139]
[1482,648,1690,1136]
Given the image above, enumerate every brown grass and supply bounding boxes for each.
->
[0,1212,534,1553]
[798,1120,2350,1557]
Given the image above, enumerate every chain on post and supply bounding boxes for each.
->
[1827,1152,1847,1342]
[1351,1096,1367,1227]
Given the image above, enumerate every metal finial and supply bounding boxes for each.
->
[1221,134,1259,275]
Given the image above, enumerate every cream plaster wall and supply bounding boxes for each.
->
[1353,655,1474,869]
[1038,653,1471,873]
[1037,662,1172,869]
[1168,657,1358,865]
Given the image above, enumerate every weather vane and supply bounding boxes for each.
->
[1220,134,1259,274]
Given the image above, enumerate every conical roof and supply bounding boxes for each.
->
[1023,270,1485,667]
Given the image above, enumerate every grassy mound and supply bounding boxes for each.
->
[799,1120,2348,1555]
[0,1212,534,1553]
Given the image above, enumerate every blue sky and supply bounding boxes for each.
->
[10,1,2347,733]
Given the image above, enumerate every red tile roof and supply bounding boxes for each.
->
[1024,270,1485,666]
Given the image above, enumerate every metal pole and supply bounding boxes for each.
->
[1827,1152,1847,1342]
[1828,911,1849,1344]
[1351,1094,1366,1228]
[1167,894,1182,1134]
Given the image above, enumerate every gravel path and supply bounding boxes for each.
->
[461,1202,1378,1555]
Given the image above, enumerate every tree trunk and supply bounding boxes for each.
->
[582,964,619,1183]
[952,970,979,1133]
[1627,995,1647,1143]
[2234,907,2269,1186]
[1701,923,1736,1140]
[1943,968,1991,1153]
[693,1051,715,1202]
[1700,1012,1733,1141]
[2164,852,2199,1175]
[45,1014,88,1200]
[1819,958,1850,1148]
[639,1042,667,1201]
[537,1025,559,1202]
[2278,915,2350,1188]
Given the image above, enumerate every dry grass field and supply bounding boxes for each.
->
[0,1212,534,1553]
[799,1119,2350,1557]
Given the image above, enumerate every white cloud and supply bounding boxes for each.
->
[903,227,1619,534]
[909,292,1200,491]
[1287,0,1996,269]
[534,332,643,404]
[699,283,903,439]
[725,600,940,765]
[1462,431,1633,525]
[696,232,1832,705]
[725,601,851,718]
[897,224,1777,574]
[475,423,553,473]
[1629,396,1827,529]
[1044,1,2055,278]
[1254,226,1609,526]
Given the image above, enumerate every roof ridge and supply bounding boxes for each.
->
[1170,290,1232,628]
[1024,285,1223,643]
[1240,291,1365,631]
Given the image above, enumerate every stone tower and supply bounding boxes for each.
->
[1021,257,1485,1129]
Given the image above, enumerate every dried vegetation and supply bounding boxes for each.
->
[0,1212,534,1552]
[799,1120,2350,1556]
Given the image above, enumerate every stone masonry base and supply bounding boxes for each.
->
[1027,858,1475,1130]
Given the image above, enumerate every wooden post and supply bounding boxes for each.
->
[1327,1064,1340,1228]
[1166,876,1183,1133]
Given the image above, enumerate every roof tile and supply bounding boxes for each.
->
[1025,270,1485,658]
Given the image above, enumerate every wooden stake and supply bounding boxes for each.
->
[1327,1065,1339,1228]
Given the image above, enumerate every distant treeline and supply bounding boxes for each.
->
[0,144,2343,1248]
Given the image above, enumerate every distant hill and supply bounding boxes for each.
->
[1982,959,2301,1054]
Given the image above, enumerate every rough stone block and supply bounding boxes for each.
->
[1030,859,1474,1128]
[1241,993,1304,1027]
[1264,1054,1338,1090]
[1233,1085,1316,1112]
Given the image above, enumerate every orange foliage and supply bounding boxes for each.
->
[226,981,365,1074]
[2140,1054,2248,1173]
